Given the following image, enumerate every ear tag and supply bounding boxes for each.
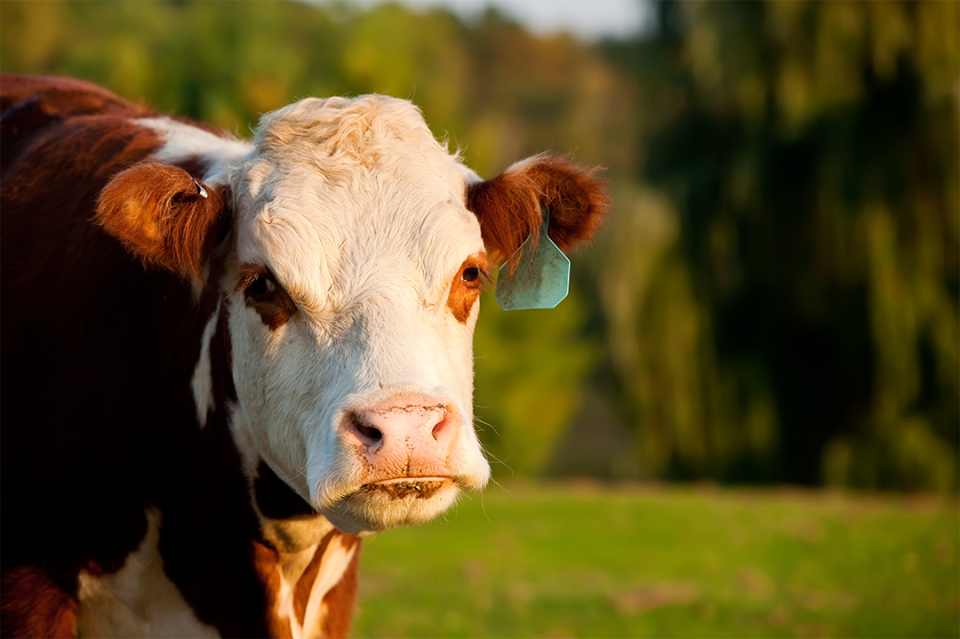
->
[495,208,571,311]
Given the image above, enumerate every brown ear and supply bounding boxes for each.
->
[466,155,609,267]
[95,161,229,283]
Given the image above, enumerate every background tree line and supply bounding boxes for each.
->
[2,0,956,491]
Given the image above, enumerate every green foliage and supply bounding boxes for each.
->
[355,482,959,637]
[600,0,959,490]
[474,288,599,477]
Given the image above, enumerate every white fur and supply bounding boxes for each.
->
[190,303,220,428]
[76,510,219,638]
[227,400,261,484]
[152,95,492,536]
[136,118,252,177]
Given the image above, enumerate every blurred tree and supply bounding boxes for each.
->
[600,0,959,490]
[1,1,69,71]
[473,286,600,477]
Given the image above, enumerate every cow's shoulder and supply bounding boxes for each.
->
[0,73,145,121]
[76,509,220,639]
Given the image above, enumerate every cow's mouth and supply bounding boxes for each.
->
[359,477,450,500]
[320,476,460,534]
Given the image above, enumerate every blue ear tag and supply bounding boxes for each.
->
[495,208,571,311]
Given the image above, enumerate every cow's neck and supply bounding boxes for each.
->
[157,295,360,638]
[252,522,361,639]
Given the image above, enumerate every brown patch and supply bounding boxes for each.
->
[2,76,173,637]
[320,537,361,639]
[2,114,162,211]
[292,532,361,634]
[1,73,381,639]
[360,479,447,500]
[1,566,78,638]
[1,76,155,183]
[446,253,488,323]
[292,531,336,625]
[0,74,145,118]
[466,155,610,269]
[2,74,264,637]
[95,161,229,284]
[237,264,298,330]
[251,542,293,639]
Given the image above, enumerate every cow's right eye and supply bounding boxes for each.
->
[237,267,296,330]
[246,274,277,297]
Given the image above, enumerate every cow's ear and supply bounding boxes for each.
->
[95,161,230,284]
[465,155,609,267]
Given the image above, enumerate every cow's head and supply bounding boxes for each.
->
[96,96,607,534]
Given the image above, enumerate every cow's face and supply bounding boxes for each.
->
[97,95,607,535]
[223,96,490,533]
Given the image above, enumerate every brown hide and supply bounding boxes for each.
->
[0,75,360,638]
[95,161,228,283]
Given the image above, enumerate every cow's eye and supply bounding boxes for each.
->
[246,274,277,296]
[462,267,479,282]
[239,268,297,330]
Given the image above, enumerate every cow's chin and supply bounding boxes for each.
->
[320,478,461,535]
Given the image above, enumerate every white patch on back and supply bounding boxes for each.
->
[191,302,221,428]
[136,117,252,176]
[76,509,219,639]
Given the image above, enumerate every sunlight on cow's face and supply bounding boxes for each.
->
[221,96,491,534]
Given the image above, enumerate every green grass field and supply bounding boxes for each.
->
[353,482,959,638]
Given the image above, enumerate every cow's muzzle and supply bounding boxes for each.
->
[341,395,461,482]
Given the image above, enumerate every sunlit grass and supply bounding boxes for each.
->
[354,481,959,638]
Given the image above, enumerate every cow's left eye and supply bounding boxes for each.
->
[462,267,479,282]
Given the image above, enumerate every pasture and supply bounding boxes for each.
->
[355,482,958,638]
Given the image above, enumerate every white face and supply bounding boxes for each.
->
[222,96,491,534]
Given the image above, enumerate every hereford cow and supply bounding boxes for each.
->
[0,74,607,638]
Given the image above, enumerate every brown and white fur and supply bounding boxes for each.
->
[0,74,608,638]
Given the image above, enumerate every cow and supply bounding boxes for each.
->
[0,74,608,638]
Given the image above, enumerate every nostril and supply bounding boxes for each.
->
[356,422,383,443]
[431,416,450,441]
[348,413,383,448]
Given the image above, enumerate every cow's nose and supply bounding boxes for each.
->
[343,396,458,470]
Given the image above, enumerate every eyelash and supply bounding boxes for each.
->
[247,273,276,295]
[462,265,491,292]
[236,270,279,297]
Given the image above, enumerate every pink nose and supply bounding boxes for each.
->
[342,395,460,480]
